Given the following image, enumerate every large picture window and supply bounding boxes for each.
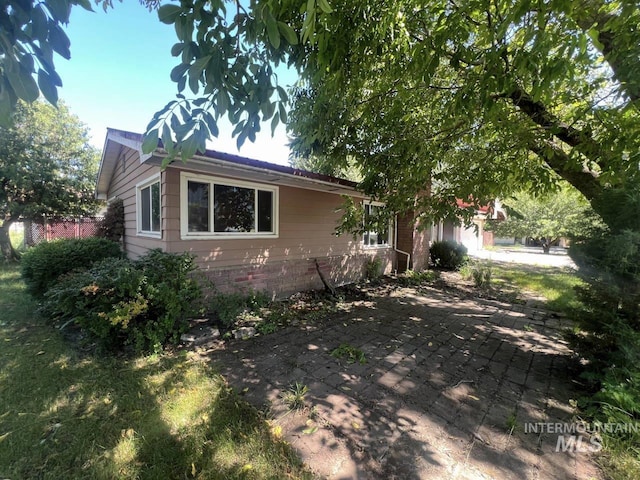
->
[181,173,278,239]
[137,174,161,237]
[363,203,391,247]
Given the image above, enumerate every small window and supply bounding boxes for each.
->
[363,203,390,247]
[137,175,161,237]
[180,173,278,239]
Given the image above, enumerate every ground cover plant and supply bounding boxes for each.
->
[0,263,311,479]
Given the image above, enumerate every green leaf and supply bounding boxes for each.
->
[45,0,72,23]
[170,63,190,82]
[31,5,49,42]
[278,102,287,124]
[203,112,219,137]
[141,129,159,154]
[7,65,40,103]
[49,25,71,59]
[180,133,200,162]
[276,86,288,102]
[171,43,185,57]
[265,9,280,49]
[161,123,175,155]
[278,22,298,45]
[158,4,183,24]
[74,0,93,12]
[38,69,59,105]
[270,111,279,136]
[317,0,333,14]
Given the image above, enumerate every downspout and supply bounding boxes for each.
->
[393,217,411,271]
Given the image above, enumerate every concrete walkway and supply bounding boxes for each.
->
[471,246,576,269]
[201,284,602,479]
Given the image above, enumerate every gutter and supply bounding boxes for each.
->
[151,152,366,197]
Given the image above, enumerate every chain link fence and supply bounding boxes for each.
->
[23,217,103,246]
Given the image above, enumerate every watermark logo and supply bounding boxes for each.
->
[555,434,602,453]
[524,422,640,453]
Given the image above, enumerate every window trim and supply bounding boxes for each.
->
[362,201,393,249]
[136,173,162,239]
[180,171,279,240]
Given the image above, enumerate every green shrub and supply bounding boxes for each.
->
[460,260,492,288]
[210,290,270,329]
[365,257,383,280]
[41,250,202,353]
[21,237,122,296]
[97,198,125,243]
[429,240,468,270]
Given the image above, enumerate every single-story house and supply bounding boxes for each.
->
[96,128,430,297]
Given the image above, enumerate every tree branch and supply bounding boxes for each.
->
[570,0,640,104]
[500,87,609,170]
[529,140,603,201]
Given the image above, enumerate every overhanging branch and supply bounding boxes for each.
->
[529,140,603,201]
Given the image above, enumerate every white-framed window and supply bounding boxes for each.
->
[136,173,161,238]
[180,172,279,239]
[363,202,392,247]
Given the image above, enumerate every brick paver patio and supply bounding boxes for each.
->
[201,284,602,479]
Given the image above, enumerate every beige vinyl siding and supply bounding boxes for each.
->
[107,148,163,258]
[163,167,387,269]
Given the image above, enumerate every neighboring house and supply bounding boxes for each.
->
[96,129,430,297]
[431,199,506,252]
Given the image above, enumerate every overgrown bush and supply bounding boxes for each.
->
[429,240,468,270]
[567,198,640,474]
[21,237,123,296]
[460,261,492,288]
[210,290,270,329]
[97,198,125,243]
[41,250,202,353]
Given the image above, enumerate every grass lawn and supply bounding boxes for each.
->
[0,264,311,480]
[490,264,584,314]
[9,227,25,252]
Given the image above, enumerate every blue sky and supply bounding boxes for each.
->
[57,2,296,165]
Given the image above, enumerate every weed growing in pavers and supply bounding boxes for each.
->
[523,324,534,332]
[282,382,309,410]
[506,410,518,434]
[331,343,367,364]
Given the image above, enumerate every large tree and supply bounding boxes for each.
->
[487,188,602,253]
[143,0,639,229]
[0,100,100,261]
[3,1,640,229]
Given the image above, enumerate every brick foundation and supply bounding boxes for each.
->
[200,250,395,298]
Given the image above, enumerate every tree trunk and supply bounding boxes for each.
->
[0,219,20,262]
[540,237,551,254]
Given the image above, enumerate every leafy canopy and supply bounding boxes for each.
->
[0,0,155,126]
[487,188,603,245]
[0,100,100,222]
[142,0,639,230]
[3,0,640,231]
